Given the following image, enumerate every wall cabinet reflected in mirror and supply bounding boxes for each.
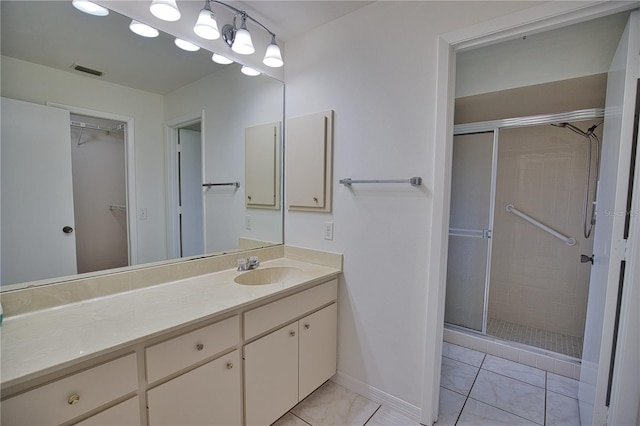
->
[0,1,284,290]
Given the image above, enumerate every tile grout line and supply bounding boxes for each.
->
[290,412,312,426]
[543,371,548,426]
[454,353,486,425]
[466,396,545,426]
[361,404,382,426]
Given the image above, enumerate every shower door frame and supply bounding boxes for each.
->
[449,107,605,335]
[447,130,499,334]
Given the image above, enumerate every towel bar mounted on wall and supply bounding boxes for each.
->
[202,182,240,188]
[506,204,576,246]
[339,177,422,187]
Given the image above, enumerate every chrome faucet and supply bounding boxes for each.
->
[237,256,260,271]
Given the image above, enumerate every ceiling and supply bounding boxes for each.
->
[0,1,372,95]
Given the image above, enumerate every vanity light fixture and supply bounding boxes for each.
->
[212,53,234,65]
[72,0,109,16]
[129,20,159,38]
[193,2,220,40]
[150,0,181,22]
[240,66,260,76]
[193,0,283,68]
[174,38,200,52]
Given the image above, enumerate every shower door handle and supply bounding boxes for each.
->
[62,226,74,234]
[581,254,594,264]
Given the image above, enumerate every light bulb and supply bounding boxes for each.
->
[232,18,254,55]
[175,38,200,52]
[129,20,159,38]
[194,9,220,40]
[72,0,109,16]
[263,37,283,67]
[241,66,260,76]
[150,0,181,22]
[212,53,233,65]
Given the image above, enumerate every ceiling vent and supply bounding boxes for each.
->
[72,64,103,77]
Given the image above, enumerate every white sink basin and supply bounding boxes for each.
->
[234,267,303,285]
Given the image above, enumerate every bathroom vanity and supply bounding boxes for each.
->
[0,247,342,425]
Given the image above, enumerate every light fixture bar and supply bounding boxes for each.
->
[208,0,276,39]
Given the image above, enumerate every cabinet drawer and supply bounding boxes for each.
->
[244,280,337,339]
[1,353,137,426]
[74,396,140,425]
[146,315,239,383]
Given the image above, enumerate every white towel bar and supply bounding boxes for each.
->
[506,204,576,246]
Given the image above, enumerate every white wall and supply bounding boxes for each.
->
[455,11,628,97]
[164,64,284,252]
[1,56,167,264]
[283,0,542,413]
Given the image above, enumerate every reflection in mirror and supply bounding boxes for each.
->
[0,1,284,290]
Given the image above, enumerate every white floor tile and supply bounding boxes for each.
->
[291,381,380,426]
[547,373,579,399]
[440,356,480,396]
[546,391,581,426]
[470,370,545,424]
[442,342,486,367]
[365,406,420,426]
[435,387,466,426]
[457,398,538,426]
[482,355,546,388]
[273,413,311,426]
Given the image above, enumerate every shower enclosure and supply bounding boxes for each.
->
[444,109,604,359]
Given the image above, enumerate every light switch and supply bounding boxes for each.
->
[245,215,253,230]
[139,208,148,220]
[323,222,334,240]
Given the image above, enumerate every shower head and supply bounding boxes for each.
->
[551,122,590,138]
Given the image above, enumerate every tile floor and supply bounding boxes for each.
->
[487,318,583,358]
[273,342,581,426]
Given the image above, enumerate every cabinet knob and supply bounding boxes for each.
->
[226,362,234,370]
[196,343,204,351]
[313,197,318,203]
[289,330,296,337]
[304,323,310,330]
[248,195,252,201]
[68,394,80,405]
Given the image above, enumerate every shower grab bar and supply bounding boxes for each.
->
[506,204,576,246]
[339,177,422,186]
[202,182,240,188]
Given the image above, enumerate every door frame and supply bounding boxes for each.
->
[422,2,640,424]
[47,102,138,266]
[165,111,206,259]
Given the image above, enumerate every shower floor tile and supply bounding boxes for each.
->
[487,318,583,358]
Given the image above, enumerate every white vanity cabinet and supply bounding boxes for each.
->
[1,353,138,426]
[244,280,338,426]
[145,315,241,426]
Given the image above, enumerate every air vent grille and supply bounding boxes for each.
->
[72,64,103,76]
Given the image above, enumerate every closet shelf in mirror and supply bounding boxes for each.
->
[109,205,127,212]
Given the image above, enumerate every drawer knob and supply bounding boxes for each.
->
[304,323,310,330]
[196,343,204,351]
[226,362,234,370]
[68,394,80,405]
[289,330,296,337]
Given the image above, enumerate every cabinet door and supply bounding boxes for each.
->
[286,111,333,211]
[245,122,280,208]
[147,351,241,426]
[244,323,299,426]
[299,303,338,400]
[74,397,140,426]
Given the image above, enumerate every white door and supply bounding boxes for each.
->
[579,11,639,426]
[1,97,78,285]
[178,128,204,257]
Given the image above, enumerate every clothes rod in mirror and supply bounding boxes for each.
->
[339,177,422,187]
[202,182,240,188]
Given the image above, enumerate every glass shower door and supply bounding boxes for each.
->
[445,132,496,332]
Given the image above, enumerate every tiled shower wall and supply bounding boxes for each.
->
[488,122,601,337]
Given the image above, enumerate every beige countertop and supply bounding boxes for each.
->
[1,257,341,389]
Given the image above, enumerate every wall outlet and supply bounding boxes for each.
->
[245,215,252,230]
[323,222,334,240]
[139,208,148,220]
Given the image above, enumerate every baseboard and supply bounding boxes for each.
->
[330,371,422,422]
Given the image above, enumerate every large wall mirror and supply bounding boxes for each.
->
[0,1,284,290]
